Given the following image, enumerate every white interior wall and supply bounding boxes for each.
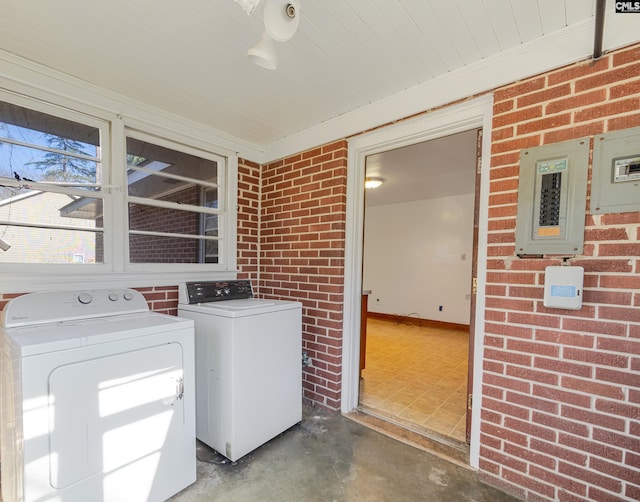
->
[363,193,474,325]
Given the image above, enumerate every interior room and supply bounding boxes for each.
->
[0,2,639,502]
[358,129,478,445]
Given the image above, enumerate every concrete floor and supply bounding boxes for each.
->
[170,406,519,502]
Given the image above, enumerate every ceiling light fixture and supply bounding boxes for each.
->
[247,31,278,69]
[365,177,384,189]
[263,0,300,42]
[246,0,301,70]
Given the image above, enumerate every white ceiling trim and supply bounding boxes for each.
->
[262,13,640,164]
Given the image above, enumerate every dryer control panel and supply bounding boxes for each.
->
[1,289,149,328]
[181,280,254,304]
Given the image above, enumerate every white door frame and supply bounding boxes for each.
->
[341,94,493,469]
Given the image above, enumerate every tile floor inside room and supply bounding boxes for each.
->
[359,317,469,443]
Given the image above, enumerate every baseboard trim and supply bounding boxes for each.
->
[367,312,469,332]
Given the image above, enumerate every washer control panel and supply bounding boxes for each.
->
[1,288,149,328]
[182,280,254,304]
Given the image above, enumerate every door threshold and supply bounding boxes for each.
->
[347,405,470,469]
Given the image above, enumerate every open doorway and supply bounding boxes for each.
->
[358,129,479,445]
[341,95,493,469]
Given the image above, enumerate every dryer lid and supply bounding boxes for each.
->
[2,312,192,357]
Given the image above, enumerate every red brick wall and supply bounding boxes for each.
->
[0,293,23,313]
[137,285,179,315]
[237,158,260,283]
[260,141,348,410]
[479,44,640,501]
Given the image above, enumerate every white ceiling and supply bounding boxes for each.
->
[0,1,638,203]
[2,1,635,150]
[365,129,478,207]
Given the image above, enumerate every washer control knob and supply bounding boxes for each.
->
[123,291,134,301]
[78,292,93,305]
[108,292,119,301]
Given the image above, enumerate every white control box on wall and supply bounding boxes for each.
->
[543,266,584,310]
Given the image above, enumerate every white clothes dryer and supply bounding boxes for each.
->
[0,288,196,502]
[178,280,302,462]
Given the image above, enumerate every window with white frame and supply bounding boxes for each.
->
[125,132,225,265]
[0,94,235,275]
[0,98,106,265]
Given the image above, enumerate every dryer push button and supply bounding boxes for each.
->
[78,293,93,305]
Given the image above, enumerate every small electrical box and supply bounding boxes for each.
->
[515,138,589,255]
[543,266,584,310]
[591,126,640,214]
[612,154,640,183]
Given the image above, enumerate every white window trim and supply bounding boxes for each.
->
[122,127,235,274]
[0,90,239,293]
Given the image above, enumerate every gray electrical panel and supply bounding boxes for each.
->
[515,138,589,256]
[591,126,640,214]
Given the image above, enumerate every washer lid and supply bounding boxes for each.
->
[179,298,301,317]
[208,299,276,309]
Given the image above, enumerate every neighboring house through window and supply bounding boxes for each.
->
[0,98,103,265]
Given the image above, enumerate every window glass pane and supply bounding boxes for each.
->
[203,214,219,235]
[0,142,100,185]
[0,101,100,185]
[129,234,206,264]
[126,135,221,265]
[129,202,201,235]
[203,186,218,209]
[126,137,217,197]
[0,100,104,267]
[0,224,103,264]
[0,186,104,265]
[203,238,219,264]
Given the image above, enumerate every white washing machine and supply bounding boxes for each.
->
[178,280,302,462]
[0,288,196,502]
